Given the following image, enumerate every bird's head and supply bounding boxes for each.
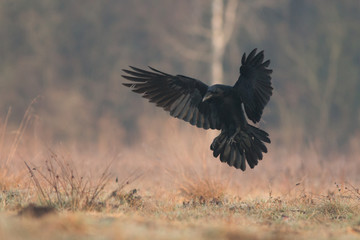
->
[202,85,227,102]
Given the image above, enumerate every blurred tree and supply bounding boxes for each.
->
[0,0,359,152]
[210,0,237,84]
[267,0,360,150]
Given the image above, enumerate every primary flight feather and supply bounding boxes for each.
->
[122,48,273,171]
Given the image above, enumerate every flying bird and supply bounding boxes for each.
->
[122,49,273,171]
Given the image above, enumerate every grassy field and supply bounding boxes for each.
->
[1,113,360,239]
[1,187,360,240]
[1,150,360,240]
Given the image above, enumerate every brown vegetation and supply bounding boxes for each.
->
[0,109,359,239]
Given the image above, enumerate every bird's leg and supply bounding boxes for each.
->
[228,127,241,144]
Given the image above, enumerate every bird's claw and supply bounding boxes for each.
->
[228,136,237,144]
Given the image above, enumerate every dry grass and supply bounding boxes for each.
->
[1,110,360,239]
[179,176,227,205]
[0,105,31,191]
[1,191,360,240]
[24,151,112,211]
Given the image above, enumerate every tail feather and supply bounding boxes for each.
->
[228,147,237,167]
[221,143,231,163]
[234,145,246,170]
[211,132,227,158]
[210,124,270,171]
[248,125,271,143]
[245,145,258,168]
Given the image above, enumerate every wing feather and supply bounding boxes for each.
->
[122,67,221,130]
[233,49,273,123]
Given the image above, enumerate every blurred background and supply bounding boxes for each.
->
[0,0,360,193]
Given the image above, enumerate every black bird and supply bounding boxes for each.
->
[122,49,273,171]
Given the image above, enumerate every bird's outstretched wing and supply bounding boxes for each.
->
[233,49,273,123]
[122,66,221,130]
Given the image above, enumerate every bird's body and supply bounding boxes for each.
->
[205,85,247,129]
[122,49,272,171]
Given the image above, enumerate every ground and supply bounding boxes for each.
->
[1,186,360,240]
[1,116,360,240]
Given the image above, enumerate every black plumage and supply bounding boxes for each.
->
[122,49,273,171]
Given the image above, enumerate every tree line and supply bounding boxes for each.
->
[0,0,359,152]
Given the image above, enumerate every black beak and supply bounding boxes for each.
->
[202,92,213,102]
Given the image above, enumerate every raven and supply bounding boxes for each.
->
[122,49,273,171]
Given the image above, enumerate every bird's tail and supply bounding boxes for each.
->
[210,124,270,171]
